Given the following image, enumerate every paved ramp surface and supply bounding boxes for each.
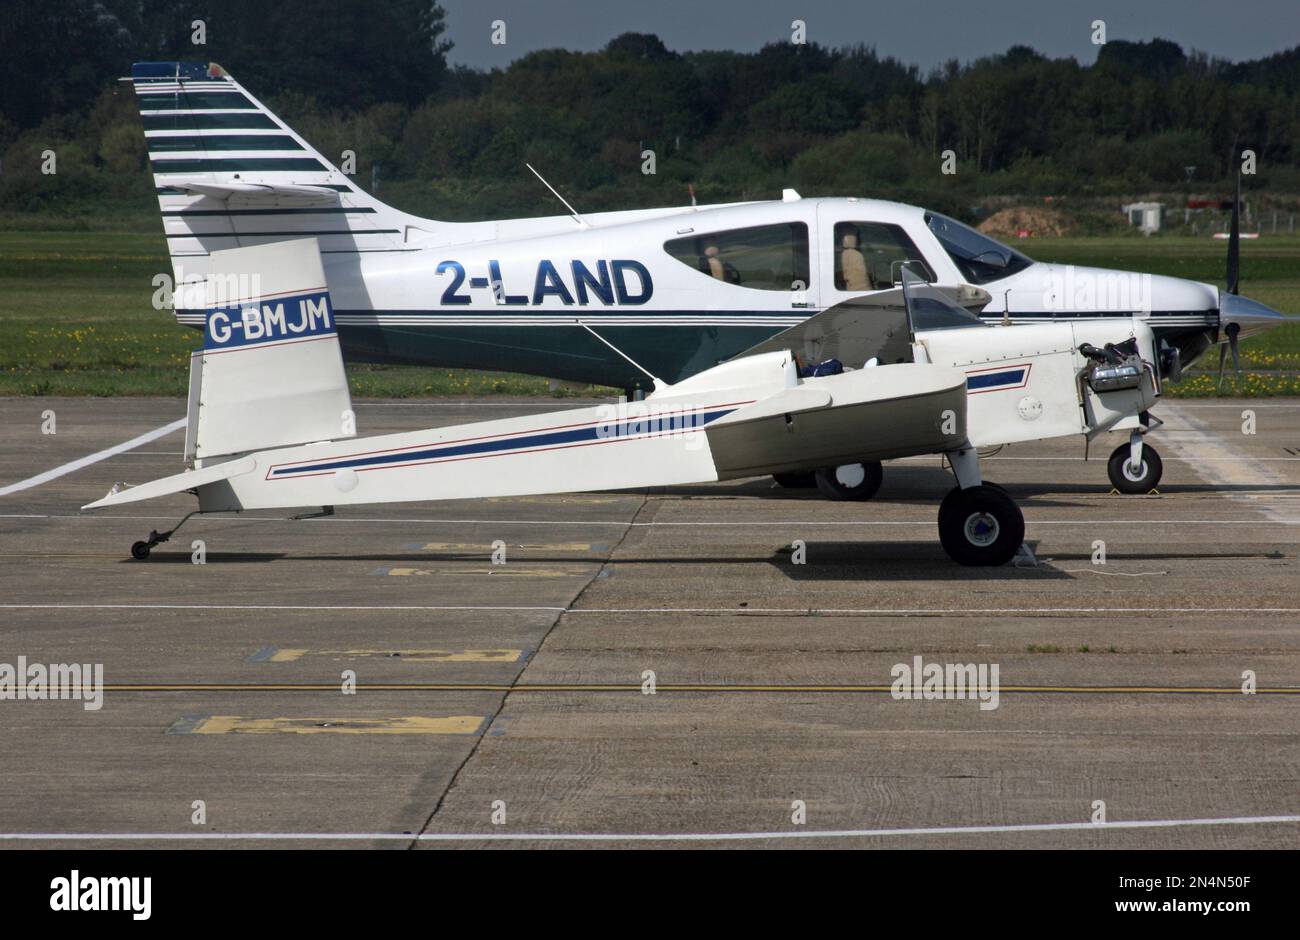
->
[0,397,1297,848]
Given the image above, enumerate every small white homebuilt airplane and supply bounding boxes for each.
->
[85,237,1162,566]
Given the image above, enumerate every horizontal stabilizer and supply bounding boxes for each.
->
[81,456,254,510]
[163,180,344,204]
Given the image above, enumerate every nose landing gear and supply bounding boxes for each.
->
[1107,429,1163,494]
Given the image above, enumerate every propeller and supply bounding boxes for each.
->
[1217,163,1242,389]
[1226,164,1241,296]
[1217,321,1240,389]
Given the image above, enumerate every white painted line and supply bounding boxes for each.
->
[0,605,569,613]
[4,604,1300,615]
[1060,569,1168,577]
[1161,401,1300,526]
[1,814,1296,842]
[4,514,1300,527]
[0,418,186,497]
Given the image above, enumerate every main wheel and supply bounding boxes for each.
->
[814,462,884,501]
[772,471,817,489]
[937,485,1025,566]
[1107,443,1162,494]
[130,540,151,560]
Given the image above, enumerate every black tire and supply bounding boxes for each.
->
[130,541,151,560]
[814,462,884,501]
[937,485,1025,566]
[1107,443,1162,494]
[772,471,817,489]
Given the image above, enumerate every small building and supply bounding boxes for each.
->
[1122,202,1164,234]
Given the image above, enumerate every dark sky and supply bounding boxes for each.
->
[441,0,1300,70]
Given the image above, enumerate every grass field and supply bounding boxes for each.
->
[0,229,604,398]
[0,227,1296,397]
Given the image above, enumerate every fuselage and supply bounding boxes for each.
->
[169,194,1230,391]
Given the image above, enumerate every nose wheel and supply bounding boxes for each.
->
[814,461,884,500]
[938,485,1025,566]
[1107,442,1162,494]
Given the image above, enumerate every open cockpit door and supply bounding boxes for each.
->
[732,269,991,371]
[730,288,914,369]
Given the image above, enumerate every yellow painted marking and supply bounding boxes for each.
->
[269,648,522,663]
[384,566,589,578]
[417,542,594,552]
[191,715,485,735]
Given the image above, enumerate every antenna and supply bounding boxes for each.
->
[526,163,588,228]
[574,320,666,389]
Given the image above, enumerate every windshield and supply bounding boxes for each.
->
[925,212,1033,285]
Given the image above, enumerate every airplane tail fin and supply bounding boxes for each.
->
[84,236,355,511]
[185,237,354,462]
[131,61,420,329]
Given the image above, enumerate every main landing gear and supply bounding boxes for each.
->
[129,510,199,560]
[814,461,884,500]
[772,461,884,500]
[1106,429,1163,494]
[936,447,1025,567]
[771,471,817,489]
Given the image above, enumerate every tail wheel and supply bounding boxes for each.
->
[1107,443,1162,494]
[772,471,817,489]
[130,541,152,561]
[814,462,884,501]
[937,485,1025,566]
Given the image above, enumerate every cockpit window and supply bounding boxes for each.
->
[833,221,934,291]
[664,223,809,291]
[925,212,1032,285]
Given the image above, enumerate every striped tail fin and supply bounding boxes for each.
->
[132,61,420,329]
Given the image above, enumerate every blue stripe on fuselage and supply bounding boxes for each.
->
[269,408,737,477]
[966,368,1026,390]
